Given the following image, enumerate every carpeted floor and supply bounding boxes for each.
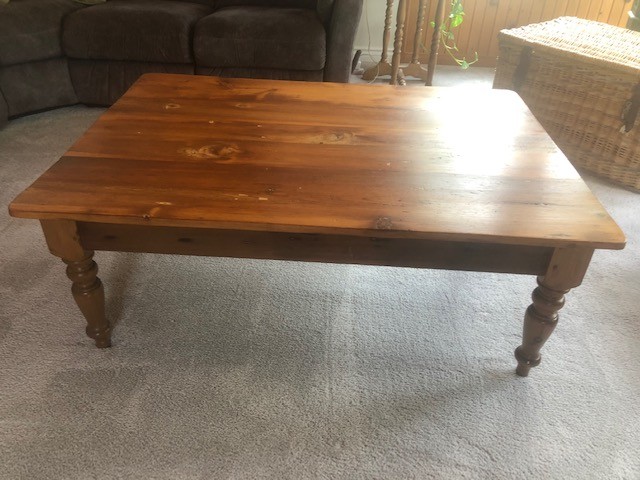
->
[1,105,639,480]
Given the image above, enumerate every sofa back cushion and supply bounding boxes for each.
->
[214,0,316,8]
[63,0,213,63]
[213,0,335,23]
[0,0,85,67]
[171,0,217,6]
[194,6,326,71]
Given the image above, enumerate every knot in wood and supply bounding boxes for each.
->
[375,216,393,230]
[180,143,240,162]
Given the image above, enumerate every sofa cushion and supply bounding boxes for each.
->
[212,1,334,25]
[196,66,323,82]
[172,0,217,5]
[0,90,8,126]
[63,0,213,63]
[194,7,326,71]
[316,0,335,24]
[0,0,84,67]
[214,0,316,8]
[69,59,194,105]
[0,58,78,117]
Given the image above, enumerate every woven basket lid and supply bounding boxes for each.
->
[499,16,640,75]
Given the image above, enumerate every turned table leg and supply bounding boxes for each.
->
[515,247,594,376]
[40,220,111,347]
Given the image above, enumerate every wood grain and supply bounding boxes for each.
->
[10,74,625,251]
[8,75,626,373]
[77,222,554,275]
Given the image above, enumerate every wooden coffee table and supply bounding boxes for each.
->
[9,74,625,376]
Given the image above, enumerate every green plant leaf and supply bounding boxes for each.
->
[434,0,475,70]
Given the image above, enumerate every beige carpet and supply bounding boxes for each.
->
[1,106,639,479]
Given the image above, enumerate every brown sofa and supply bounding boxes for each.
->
[0,0,83,121]
[0,0,362,126]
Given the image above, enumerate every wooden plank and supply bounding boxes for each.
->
[488,0,517,62]
[528,0,547,24]
[564,0,581,17]
[601,0,618,23]
[586,0,604,20]
[515,0,536,28]
[465,0,491,64]
[575,0,593,19]
[540,0,562,22]
[9,74,626,250]
[476,0,501,65]
[504,0,526,29]
[77,222,555,275]
[607,0,630,26]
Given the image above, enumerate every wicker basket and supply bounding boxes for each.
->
[494,17,640,192]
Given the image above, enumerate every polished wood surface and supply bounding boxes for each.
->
[8,74,626,374]
[9,74,625,250]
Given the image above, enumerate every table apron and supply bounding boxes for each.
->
[77,222,554,276]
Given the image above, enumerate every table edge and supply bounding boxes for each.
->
[8,206,627,251]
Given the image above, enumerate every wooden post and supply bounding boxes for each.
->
[362,0,395,81]
[390,0,408,85]
[426,0,447,86]
[403,0,430,81]
[40,219,112,348]
[514,247,594,376]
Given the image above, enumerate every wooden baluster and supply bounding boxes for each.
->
[403,0,430,81]
[515,278,568,376]
[362,0,395,81]
[381,0,395,64]
[390,0,408,85]
[426,0,447,86]
[41,220,112,348]
[514,247,593,376]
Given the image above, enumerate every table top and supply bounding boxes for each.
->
[9,74,625,250]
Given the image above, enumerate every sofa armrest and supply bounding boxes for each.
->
[323,0,363,83]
